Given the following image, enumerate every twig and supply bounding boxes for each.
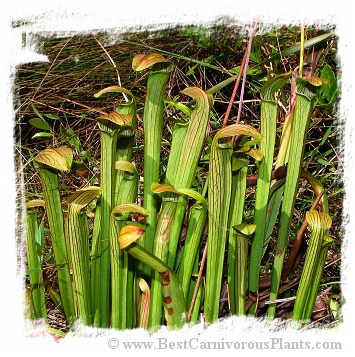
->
[30,99,106,118]
[52,95,108,115]
[264,296,296,305]
[187,241,208,322]
[298,23,305,78]
[256,276,300,309]
[222,22,258,128]
[30,36,74,102]
[324,256,341,269]
[215,99,261,105]
[92,35,128,102]
[236,22,259,125]
[222,50,247,128]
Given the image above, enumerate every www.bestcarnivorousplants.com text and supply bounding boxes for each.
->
[107,337,342,350]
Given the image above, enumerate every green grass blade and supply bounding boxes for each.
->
[267,76,324,318]
[126,40,230,75]
[125,33,332,78]
[176,33,333,102]
[249,33,333,71]
[47,283,65,317]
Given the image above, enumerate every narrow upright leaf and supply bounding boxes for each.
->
[292,210,332,323]
[249,73,290,309]
[95,108,135,327]
[34,148,76,324]
[267,76,323,318]
[26,203,47,320]
[66,187,101,326]
[205,124,262,323]
[149,86,212,329]
[132,53,173,273]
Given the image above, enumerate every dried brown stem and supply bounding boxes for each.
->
[236,22,259,125]
[52,95,108,115]
[187,241,208,322]
[222,22,258,128]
